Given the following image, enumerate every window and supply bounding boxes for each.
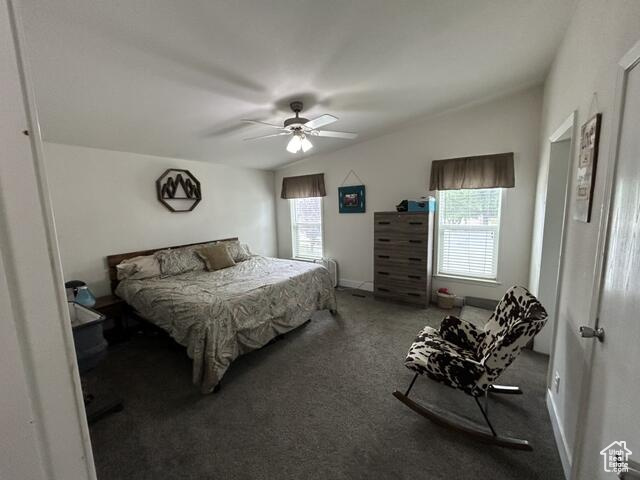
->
[437,188,502,280]
[290,197,323,260]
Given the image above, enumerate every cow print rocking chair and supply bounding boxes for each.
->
[393,286,547,451]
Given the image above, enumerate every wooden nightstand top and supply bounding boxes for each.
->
[94,294,125,310]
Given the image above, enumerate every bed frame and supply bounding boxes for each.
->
[106,237,238,294]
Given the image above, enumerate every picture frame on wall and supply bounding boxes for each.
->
[338,185,366,213]
[574,113,601,222]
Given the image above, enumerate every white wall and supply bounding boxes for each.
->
[275,87,542,300]
[531,0,640,475]
[43,143,277,297]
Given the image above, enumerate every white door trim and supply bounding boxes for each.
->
[542,112,576,478]
[547,392,572,479]
[549,111,576,142]
[544,111,576,382]
[569,39,640,480]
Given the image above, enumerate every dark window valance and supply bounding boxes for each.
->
[429,152,515,191]
[280,173,326,199]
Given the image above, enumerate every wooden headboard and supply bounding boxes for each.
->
[106,237,238,294]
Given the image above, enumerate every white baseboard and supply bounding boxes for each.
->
[546,390,572,479]
[339,279,374,292]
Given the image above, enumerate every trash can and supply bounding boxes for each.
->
[437,291,456,309]
[69,301,107,373]
[68,301,123,423]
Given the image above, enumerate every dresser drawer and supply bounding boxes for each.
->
[374,253,428,271]
[374,242,428,259]
[374,285,429,306]
[374,230,427,243]
[374,235,427,251]
[374,212,427,222]
[374,268,428,285]
[374,220,427,236]
[374,273,426,290]
[375,212,428,226]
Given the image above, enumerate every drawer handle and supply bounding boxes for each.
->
[378,287,390,292]
[407,293,421,297]
[409,222,423,225]
[377,221,391,225]
[377,271,389,276]
[377,238,390,242]
[408,240,422,244]
[408,275,421,279]
[377,255,390,259]
[408,257,422,262]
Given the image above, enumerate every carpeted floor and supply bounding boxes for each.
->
[87,289,564,480]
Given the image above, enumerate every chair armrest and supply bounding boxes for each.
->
[439,315,485,352]
[427,349,486,395]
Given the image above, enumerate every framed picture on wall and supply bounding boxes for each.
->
[338,185,365,213]
[574,113,601,222]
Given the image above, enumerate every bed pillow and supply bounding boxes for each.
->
[197,244,236,271]
[116,254,161,280]
[155,247,205,277]
[241,243,253,257]
[116,262,137,280]
[217,240,250,262]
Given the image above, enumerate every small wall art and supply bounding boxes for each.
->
[338,185,365,213]
[156,169,202,212]
[574,113,601,222]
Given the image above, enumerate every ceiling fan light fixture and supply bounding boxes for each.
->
[243,101,358,149]
[286,134,302,153]
[301,136,313,153]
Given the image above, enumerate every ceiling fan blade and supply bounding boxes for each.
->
[315,130,358,139]
[304,114,338,130]
[241,119,285,129]
[243,132,290,141]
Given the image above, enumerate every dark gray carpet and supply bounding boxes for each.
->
[88,289,564,479]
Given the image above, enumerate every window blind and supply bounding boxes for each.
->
[437,188,502,279]
[290,197,323,260]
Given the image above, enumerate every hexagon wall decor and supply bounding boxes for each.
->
[156,169,202,212]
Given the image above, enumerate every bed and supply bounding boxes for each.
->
[107,239,337,393]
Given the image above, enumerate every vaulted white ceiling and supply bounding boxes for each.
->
[20,0,575,169]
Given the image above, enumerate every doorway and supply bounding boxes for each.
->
[532,113,576,355]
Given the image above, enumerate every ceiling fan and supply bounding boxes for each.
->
[242,101,357,153]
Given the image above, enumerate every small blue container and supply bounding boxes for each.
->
[75,285,97,307]
[407,197,436,212]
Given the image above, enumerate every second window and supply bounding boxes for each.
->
[437,188,502,280]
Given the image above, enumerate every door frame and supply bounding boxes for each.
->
[569,39,640,480]
[541,111,576,366]
[541,112,577,478]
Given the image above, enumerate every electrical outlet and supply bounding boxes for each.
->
[554,372,561,393]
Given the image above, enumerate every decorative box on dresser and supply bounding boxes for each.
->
[373,211,434,307]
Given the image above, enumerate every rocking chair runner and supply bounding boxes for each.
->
[393,286,548,451]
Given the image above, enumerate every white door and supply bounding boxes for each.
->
[1,1,96,478]
[572,42,640,479]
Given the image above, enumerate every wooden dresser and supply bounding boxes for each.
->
[373,211,434,307]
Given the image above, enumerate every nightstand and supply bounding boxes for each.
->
[94,294,129,343]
